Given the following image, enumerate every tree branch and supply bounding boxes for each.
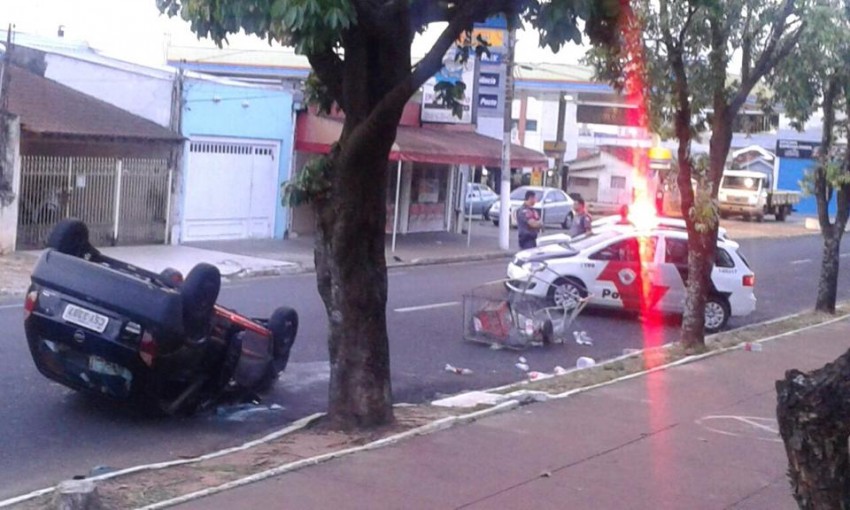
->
[410,0,454,27]
[307,48,346,110]
[368,0,514,121]
[677,4,698,50]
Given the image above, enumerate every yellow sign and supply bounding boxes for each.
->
[459,28,505,49]
[530,169,543,186]
[648,146,672,160]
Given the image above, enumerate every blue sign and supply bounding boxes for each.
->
[479,94,499,109]
[479,72,500,88]
[479,52,504,64]
[475,15,507,29]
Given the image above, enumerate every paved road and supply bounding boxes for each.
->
[0,234,848,499]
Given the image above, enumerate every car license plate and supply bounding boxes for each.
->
[62,304,109,333]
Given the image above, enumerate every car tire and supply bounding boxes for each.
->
[268,307,298,373]
[492,219,499,227]
[704,295,730,333]
[561,212,574,230]
[547,277,588,309]
[46,219,99,259]
[775,206,787,222]
[180,263,221,339]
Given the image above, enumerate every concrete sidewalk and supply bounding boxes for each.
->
[0,221,518,296]
[175,317,850,510]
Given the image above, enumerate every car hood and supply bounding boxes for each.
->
[514,242,578,264]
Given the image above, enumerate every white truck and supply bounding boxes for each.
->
[718,169,801,222]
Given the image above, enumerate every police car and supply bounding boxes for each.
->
[506,225,756,332]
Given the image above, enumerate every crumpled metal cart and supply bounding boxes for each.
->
[462,262,590,349]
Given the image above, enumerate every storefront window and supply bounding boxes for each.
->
[408,163,448,232]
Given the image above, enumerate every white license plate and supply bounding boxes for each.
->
[62,304,109,333]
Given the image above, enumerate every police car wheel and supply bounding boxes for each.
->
[548,278,587,309]
[704,296,730,333]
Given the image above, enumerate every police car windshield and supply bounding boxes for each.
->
[510,187,543,201]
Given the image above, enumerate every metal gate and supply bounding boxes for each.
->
[17,156,172,249]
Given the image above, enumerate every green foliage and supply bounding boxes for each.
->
[304,71,335,114]
[281,154,333,206]
[157,0,357,53]
[689,155,719,233]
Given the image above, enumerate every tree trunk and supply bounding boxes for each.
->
[777,352,850,509]
[313,123,398,430]
[816,229,842,313]
[309,22,415,430]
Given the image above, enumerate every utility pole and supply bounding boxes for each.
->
[0,25,13,111]
[497,18,516,251]
[555,92,567,191]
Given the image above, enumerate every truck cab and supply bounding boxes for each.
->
[718,169,799,222]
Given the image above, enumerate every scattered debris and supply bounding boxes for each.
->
[432,391,508,408]
[573,330,593,346]
[489,343,504,351]
[553,366,568,376]
[444,364,473,375]
[518,356,527,364]
[541,471,552,478]
[528,371,553,381]
[515,363,530,372]
[576,356,596,369]
[743,342,763,352]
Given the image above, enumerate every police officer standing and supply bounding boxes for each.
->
[516,190,542,249]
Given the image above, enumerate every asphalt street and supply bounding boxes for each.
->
[1,233,848,499]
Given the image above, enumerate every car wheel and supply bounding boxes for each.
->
[46,219,99,259]
[268,307,299,373]
[704,295,730,333]
[181,263,221,339]
[548,277,588,309]
[775,206,787,222]
[561,212,574,230]
[492,219,499,227]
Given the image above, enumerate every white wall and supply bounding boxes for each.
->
[44,54,174,127]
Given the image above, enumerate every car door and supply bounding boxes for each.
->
[657,236,689,312]
[587,236,644,310]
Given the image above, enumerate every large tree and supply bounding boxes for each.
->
[158,0,621,429]
[772,2,850,508]
[588,0,802,348]
[769,0,850,314]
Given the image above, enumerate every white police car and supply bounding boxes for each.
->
[506,226,756,332]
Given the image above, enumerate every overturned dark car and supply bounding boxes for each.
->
[24,219,298,415]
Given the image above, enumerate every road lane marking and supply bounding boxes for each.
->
[0,303,22,310]
[790,259,812,265]
[394,301,460,313]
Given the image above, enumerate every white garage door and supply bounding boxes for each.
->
[183,139,279,242]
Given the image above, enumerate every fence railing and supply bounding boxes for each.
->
[17,156,172,249]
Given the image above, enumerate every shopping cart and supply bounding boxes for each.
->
[462,262,590,349]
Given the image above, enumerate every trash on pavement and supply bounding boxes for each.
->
[445,363,473,375]
[515,362,530,372]
[743,342,763,352]
[432,391,507,408]
[518,356,527,364]
[553,366,568,376]
[528,371,553,381]
[489,343,504,350]
[573,330,593,346]
[576,356,596,369]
